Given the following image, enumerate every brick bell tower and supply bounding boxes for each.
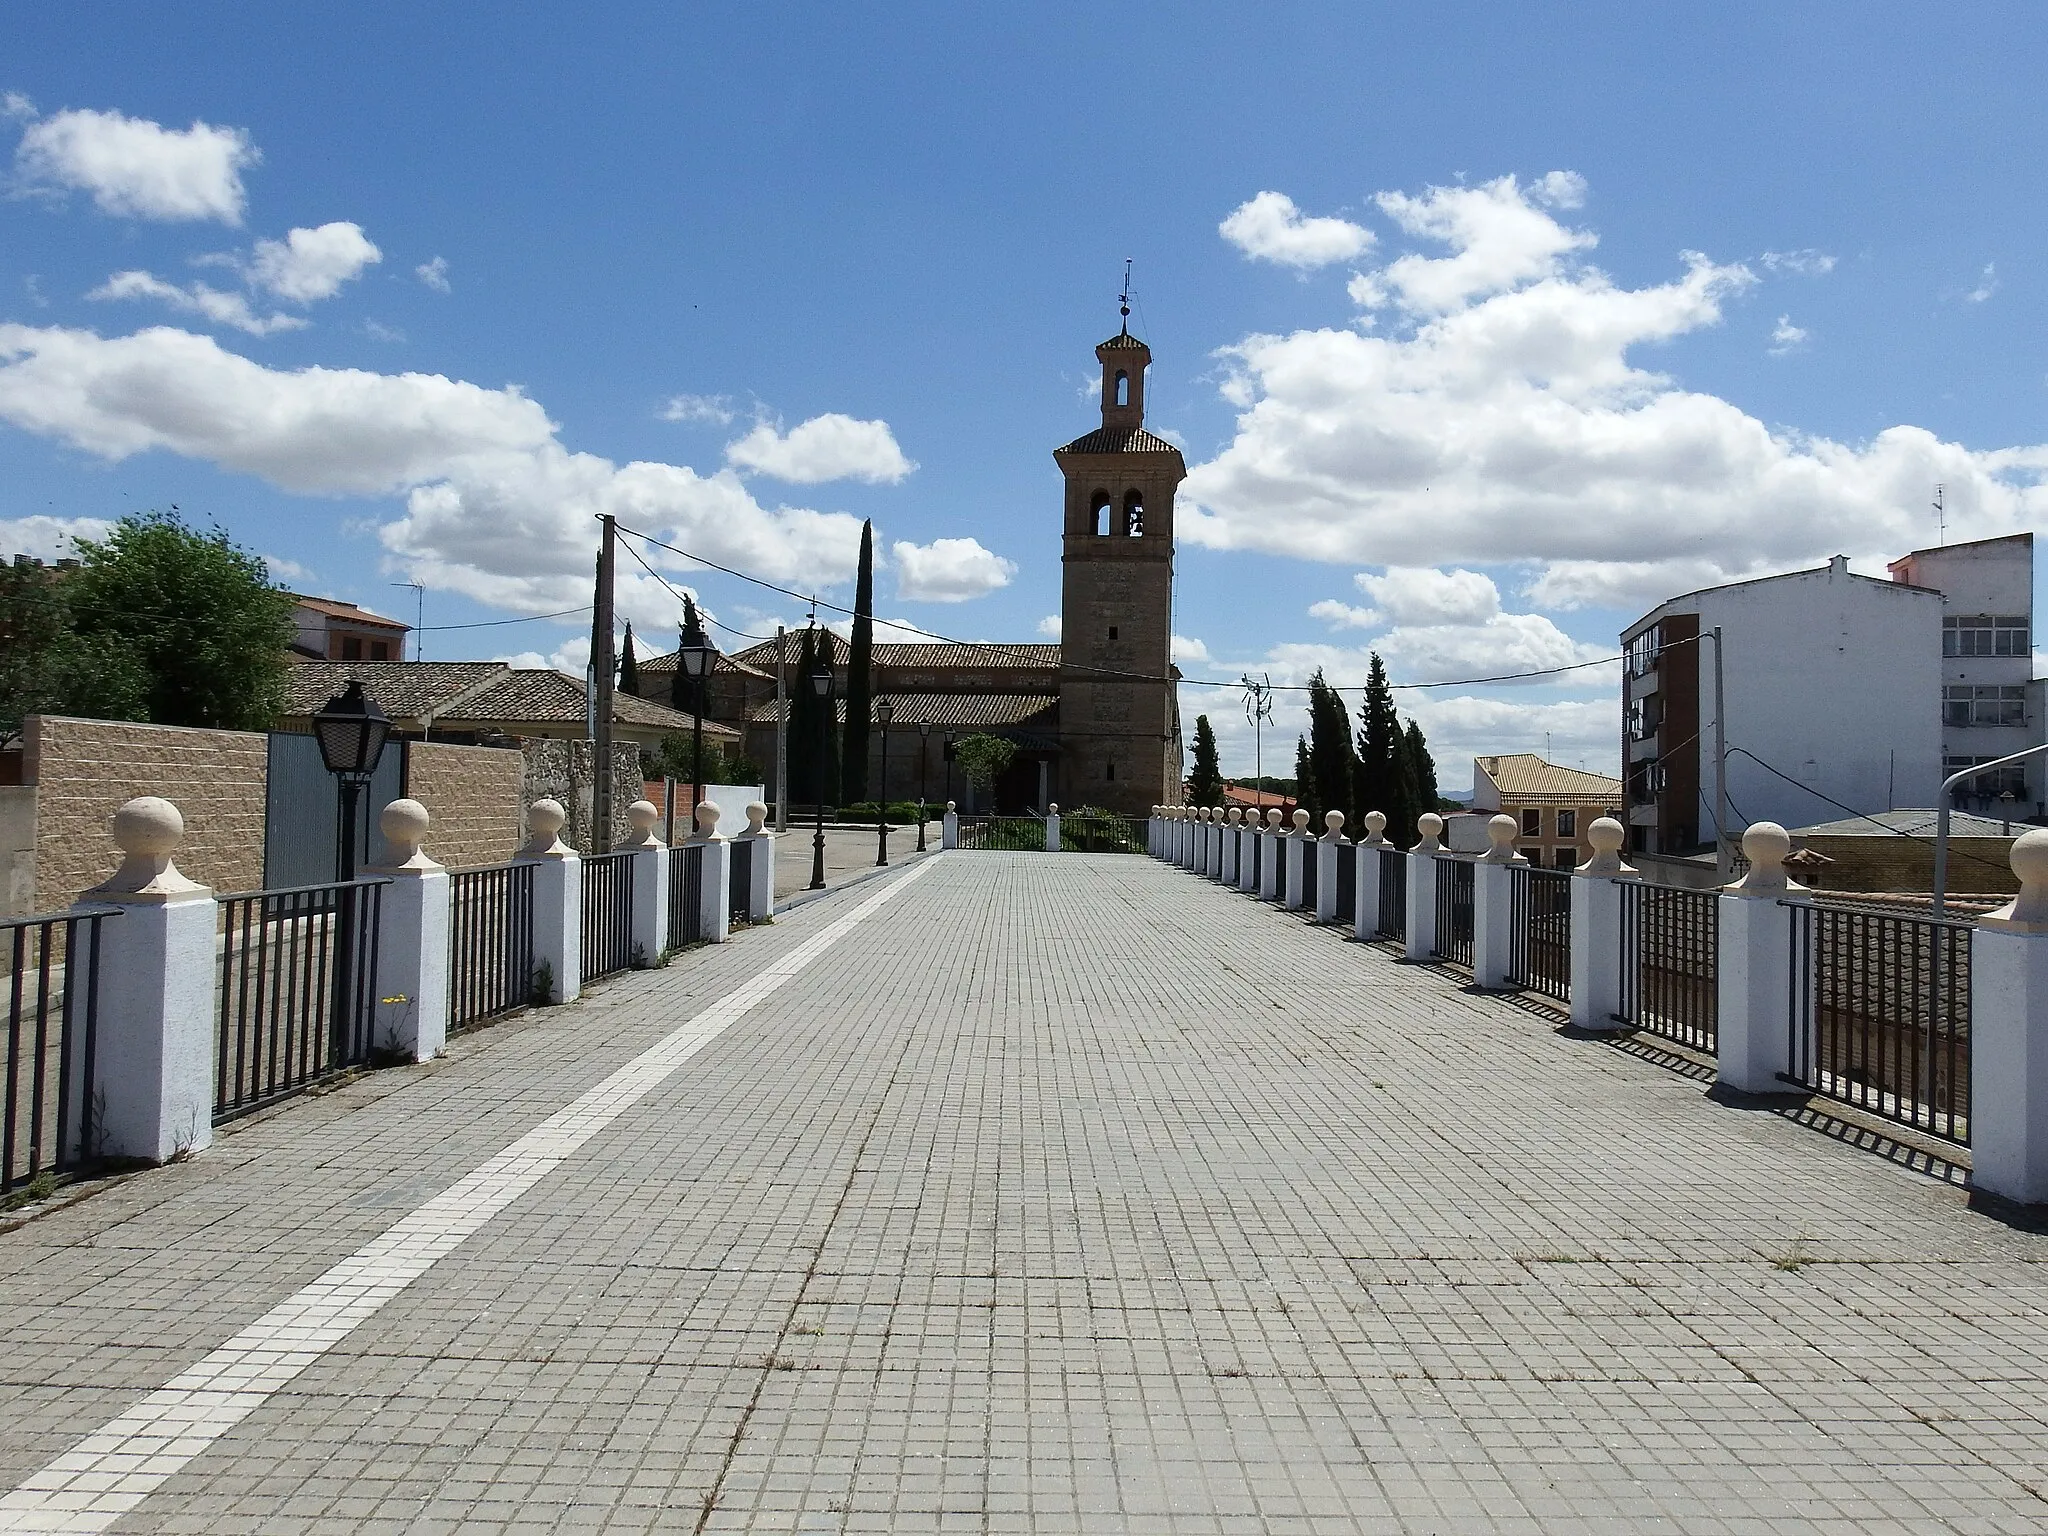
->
[1054,314,1186,814]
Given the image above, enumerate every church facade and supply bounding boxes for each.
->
[635,325,1183,815]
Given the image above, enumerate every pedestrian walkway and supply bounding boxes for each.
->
[4,852,2048,1534]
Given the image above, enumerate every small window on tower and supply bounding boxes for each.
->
[1106,759,1116,781]
[1090,489,1112,537]
[1124,489,1144,537]
[1108,625,1118,640]
[1114,370,1129,406]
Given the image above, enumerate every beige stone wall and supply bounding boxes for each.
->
[0,786,34,918]
[25,715,268,905]
[406,742,525,870]
[1800,834,2018,895]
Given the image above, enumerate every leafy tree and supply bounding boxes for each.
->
[1402,719,1442,815]
[644,734,760,786]
[952,733,1016,794]
[0,559,148,739]
[67,509,294,731]
[1353,652,1419,845]
[1305,669,1358,828]
[787,626,839,806]
[841,520,874,802]
[617,622,640,695]
[1293,735,1315,824]
[1188,715,1223,806]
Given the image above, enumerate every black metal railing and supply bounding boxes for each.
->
[668,841,705,949]
[955,815,1047,851]
[1507,865,1572,1003]
[1433,856,1474,967]
[3,908,115,1198]
[729,838,752,923]
[1375,847,1405,941]
[214,879,386,1124]
[580,851,636,982]
[1250,832,1264,891]
[1786,902,1971,1143]
[1616,883,1719,1052]
[1335,842,1356,925]
[448,862,534,1032]
[1061,813,1146,853]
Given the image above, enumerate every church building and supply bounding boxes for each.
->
[634,321,1184,815]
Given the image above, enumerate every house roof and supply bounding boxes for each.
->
[728,635,1061,673]
[442,670,736,737]
[1055,425,1183,457]
[1622,558,1939,640]
[290,594,409,630]
[280,661,734,738]
[282,662,506,721]
[1792,809,2021,839]
[1097,330,1150,352]
[1220,784,1297,809]
[1475,753,1623,804]
[634,648,775,682]
[747,694,1057,729]
[1888,531,2034,574]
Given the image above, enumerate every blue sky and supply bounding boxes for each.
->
[4,3,2047,783]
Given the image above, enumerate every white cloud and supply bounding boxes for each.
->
[1767,315,1808,356]
[361,320,405,344]
[1761,249,1836,276]
[1184,171,2048,604]
[1311,567,1607,683]
[16,107,256,223]
[1308,599,1379,630]
[1171,634,1210,665]
[725,413,915,484]
[891,537,1015,602]
[1965,263,1998,304]
[660,392,736,426]
[0,513,109,561]
[86,271,305,336]
[1037,614,1062,639]
[260,552,315,585]
[248,221,381,301]
[1354,566,1499,626]
[1219,191,1374,270]
[0,321,868,612]
[415,256,451,293]
[1524,556,1745,612]
[3,93,35,122]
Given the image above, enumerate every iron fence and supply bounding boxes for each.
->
[730,839,752,923]
[1376,847,1406,941]
[1616,883,1719,1053]
[1433,856,1475,967]
[214,879,386,1124]
[581,851,636,982]
[1250,833,1264,891]
[448,862,534,1032]
[668,841,705,949]
[3,908,115,1198]
[1335,842,1356,925]
[955,815,1046,851]
[1786,901,1971,1143]
[1061,814,1146,853]
[1508,865,1572,1002]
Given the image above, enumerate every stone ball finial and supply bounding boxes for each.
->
[693,799,723,839]
[1482,813,1523,864]
[522,798,572,858]
[618,799,661,851]
[1363,809,1387,845]
[1729,820,1802,895]
[1048,802,1060,817]
[1265,808,1284,829]
[1416,811,1444,852]
[1579,815,1634,876]
[95,795,207,901]
[1987,828,2048,930]
[1291,808,1311,832]
[745,801,768,834]
[1324,809,1345,840]
[378,797,440,870]
[946,800,957,813]
[1226,807,1242,825]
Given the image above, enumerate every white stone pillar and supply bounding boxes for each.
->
[738,801,776,920]
[1181,807,1195,869]
[77,797,218,1164]
[1189,807,1206,873]
[1405,814,1444,961]
[1716,823,1809,1095]
[1043,803,1061,854]
[1315,811,1345,923]
[691,801,733,943]
[518,798,582,1005]
[1147,808,1158,857]
[366,798,451,1063]
[1219,809,1239,884]
[1257,811,1283,901]
[1569,817,1636,1032]
[1283,809,1312,909]
[943,801,959,850]
[1354,812,1387,939]
[617,799,668,967]
[1472,813,1525,988]
[1969,830,2048,1205]
[1205,809,1221,877]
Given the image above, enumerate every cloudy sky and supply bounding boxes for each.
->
[4,4,2046,785]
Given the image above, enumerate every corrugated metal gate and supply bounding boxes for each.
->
[262,733,408,889]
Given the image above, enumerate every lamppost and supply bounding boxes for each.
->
[312,680,393,883]
[874,697,894,867]
[808,659,833,890]
[944,732,956,812]
[916,720,931,852]
[676,609,718,824]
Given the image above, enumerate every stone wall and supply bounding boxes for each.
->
[24,714,268,905]
[520,738,643,854]
[406,742,526,870]
[0,786,34,918]
[1800,833,2018,896]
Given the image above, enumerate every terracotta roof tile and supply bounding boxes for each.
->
[290,594,409,629]
[281,662,506,721]
[1055,426,1182,457]
[748,694,1058,729]
[439,671,738,737]
[1097,331,1149,351]
[1474,753,1623,803]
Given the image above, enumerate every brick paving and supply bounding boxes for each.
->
[5,851,2048,1533]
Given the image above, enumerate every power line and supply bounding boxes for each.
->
[1726,746,2012,877]
[613,533,771,643]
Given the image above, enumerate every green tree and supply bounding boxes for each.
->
[841,520,874,802]
[1402,719,1442,816]
[1293,735,1315,824]
[67,509,294,731]
[670,595,705,717]
[616,622,640,696]
[1188,715,1224,806]
[1305,669,1357,829]
[1353,653,1418,844]
[787,626,839,806]
[0,559,148,739]
[952,733,1016,800]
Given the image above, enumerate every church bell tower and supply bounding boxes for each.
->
[1054,319,1185,814]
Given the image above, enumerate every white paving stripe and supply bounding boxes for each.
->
[0,857,941,1535]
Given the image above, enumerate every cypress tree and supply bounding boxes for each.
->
[1354,654,1402,836]
[617,622,640,697]
[1305,668,1358,828]
[1189,715,1224,806]
[670,595,702,715]
[841,520,874,803]
[788,625,840,807]
[1403,719,1441,817]
[1293,735,1315,824]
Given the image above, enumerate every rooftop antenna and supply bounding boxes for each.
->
[1934,483,1947,545]
[1119,258,1132,336]
[390,580,424,660]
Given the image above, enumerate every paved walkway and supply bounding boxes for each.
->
[4,853,2048,1534]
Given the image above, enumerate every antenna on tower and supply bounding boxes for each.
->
[1934,483,1947,545]
[1119,258,1132,334]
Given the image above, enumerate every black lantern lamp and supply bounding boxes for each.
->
[916,720,931,851]
[808,655,833,890]
[874,697,894,867]
[677,610,719,820]
[313,680,392,882]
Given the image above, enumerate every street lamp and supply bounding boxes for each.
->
[917,720,931,852]
[808,659,833,890]
[874,697,894,867]
[312,680,392,883]
[676,609,719,823]
[944,732,956,812]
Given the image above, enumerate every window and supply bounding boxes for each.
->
[340,636,363,660]
[1106,759,1116,781]
[1124,489,1144,537]
[1556,809,1577,839]
[1942,684,2026,728]
[370,641,390,661]
[1090,490,1112,537]
[1625,628,1660,677]
[1945,755,2028,799]
[1521,808,1541,837]
[1107,625,1118,640]
[1114,370,1129,407]
[1944,615,2030,657]
[1628,762,1666,806]
[1554,847,1578,869]
[1626,695,1663,741]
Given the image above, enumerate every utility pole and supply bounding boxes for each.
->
[1934,483,1947,546]
[774,625,788,832]
[592,514,617,850]
[391,581,424,660]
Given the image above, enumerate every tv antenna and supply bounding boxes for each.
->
[1241,672,1274,795]
[1119,258,1132,334]
[1933,483,1947,545]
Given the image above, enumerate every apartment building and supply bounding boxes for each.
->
[1467,754,1624,868]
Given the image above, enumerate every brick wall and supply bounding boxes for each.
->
[24,715,268,906]
[1800,834,2018,896]
[406,743,525,870]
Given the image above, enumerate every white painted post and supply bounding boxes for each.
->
[1969,830,2048,1205]
[1189,807,1205,873]
[1472,814,1525,989]
[1355,811,1387,939]
[1219,808,1240,884]
[691,800,732,943]
[1045,803,1062,854]
[366,798,451,1062]
[1146,808,1158,857]
[1181,807,1195,869]
[1257,810,1283,901]
[77,797,217,1164]
[1284,809,1312,909]
[618,798,668,966]
[1314,811,1344,923]
[1569,817,1636,1032]
[739,801,776,919]
[943,800,959,850]
[1205,809,1221,876]
[1406,813,1444,961]
[518,798,581,1005]
[1716,823,1809,1094]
